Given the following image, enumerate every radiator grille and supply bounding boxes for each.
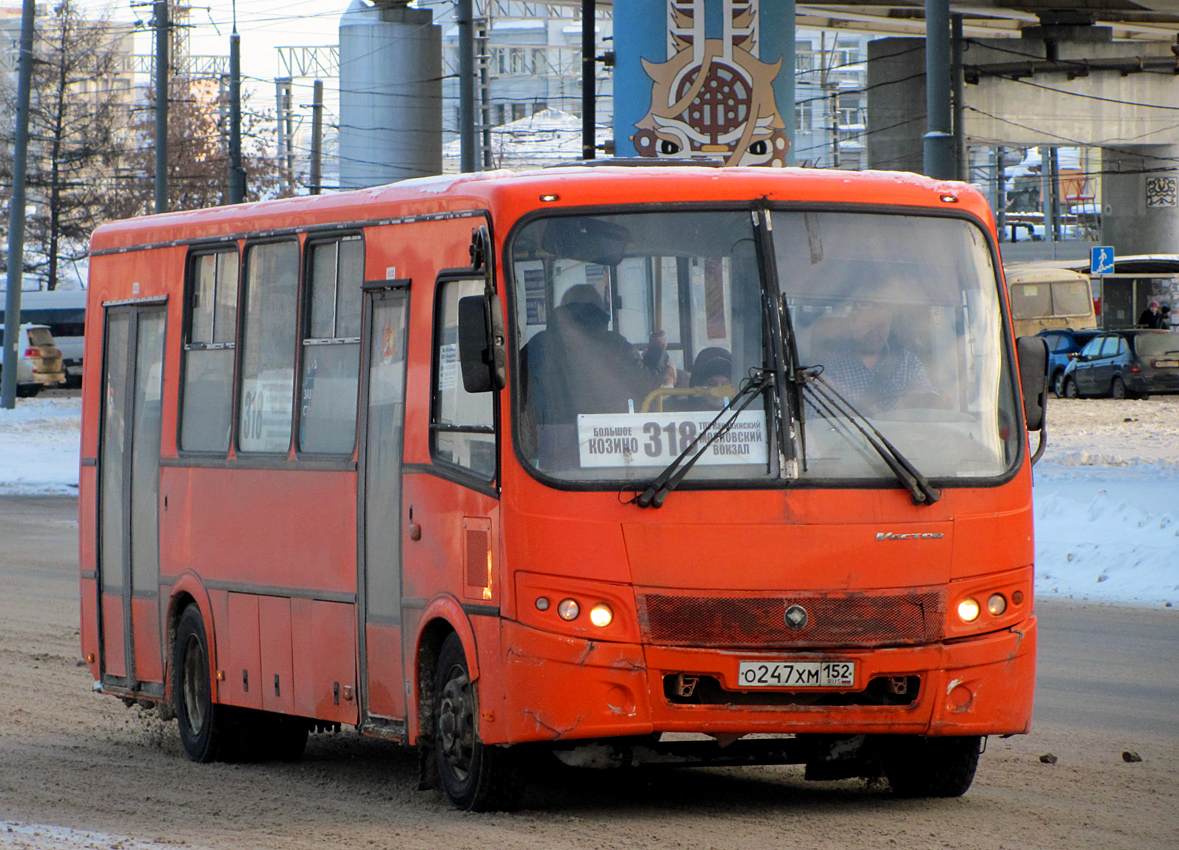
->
[638,591,944,648]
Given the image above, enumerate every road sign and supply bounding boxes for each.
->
[1090,246,1115,276]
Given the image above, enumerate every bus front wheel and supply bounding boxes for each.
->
[173,605,241,763]
[433,632,525,811]
[881,735,981,797]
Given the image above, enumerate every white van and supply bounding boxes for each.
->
[0,323,67,396]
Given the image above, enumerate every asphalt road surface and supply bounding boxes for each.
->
[0,495,1175,850]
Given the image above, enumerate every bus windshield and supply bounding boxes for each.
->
[510,208,1019,486]
[779,211,1018,481]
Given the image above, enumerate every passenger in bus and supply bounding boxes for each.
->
[665,348,734,411]
[521,284,669,467]
[817,302,937,413]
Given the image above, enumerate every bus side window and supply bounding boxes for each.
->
[180,249,239,453]
[238,241,300,454]
[432,278,496,479]
[299,236,363,455]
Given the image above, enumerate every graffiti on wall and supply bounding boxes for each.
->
[630,0,789,166]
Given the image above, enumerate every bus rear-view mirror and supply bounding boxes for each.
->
[1017,336,1048,432]
[458,294,506,393]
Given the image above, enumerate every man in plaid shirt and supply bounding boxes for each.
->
[818,302,937,413]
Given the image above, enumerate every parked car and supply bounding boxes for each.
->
[0,323,67,396]
[1037,328,1103,397]
[1060,330,1179,399]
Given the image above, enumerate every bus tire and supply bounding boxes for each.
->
[173,605,242,763]
[882,735,980,798]
[433,632,525,811]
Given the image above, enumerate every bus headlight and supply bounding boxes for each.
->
[957,597,981,622]
[589,603,613,628]
[557,598,580,621]
[987,593,1008,616]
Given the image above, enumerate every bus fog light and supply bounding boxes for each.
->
[957,598,980,622]
[589,603,613,627]
[535,597,550,611]
[987,593,1007,616]
[557,598,580,621]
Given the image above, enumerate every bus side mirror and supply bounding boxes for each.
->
[458,294,507,393]
[1017,335,1048,432]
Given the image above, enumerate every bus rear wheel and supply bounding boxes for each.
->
[433,632,525,811]
[881,735,981,798]
[173,605,242,763]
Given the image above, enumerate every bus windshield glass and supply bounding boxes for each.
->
[512,210,772,483]
[510,208,1018,485]
[778,210,1018,481]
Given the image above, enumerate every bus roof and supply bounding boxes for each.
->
[90,166,993,255]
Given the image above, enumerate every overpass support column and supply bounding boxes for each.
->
[1103,145,1179,256]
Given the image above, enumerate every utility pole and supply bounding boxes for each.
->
[581,0,595,160]
[820,34,839,168]
[310,80,324,195]
[1,0,35,410]
[477,17,492,170]
[228,27,245,204]
[458,0,475,172]
[923,0,954,180]
[951,14,966,181]
[154,0,169,214]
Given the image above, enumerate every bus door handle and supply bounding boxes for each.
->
[408,505,422,541]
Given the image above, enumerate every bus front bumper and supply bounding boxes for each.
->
[492,616,1036,744]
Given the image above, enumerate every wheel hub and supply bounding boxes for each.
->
[437,666,474,780]
[182,636,206,733]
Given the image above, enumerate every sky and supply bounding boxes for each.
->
[2,395,1176,609]
[80,0,344,100]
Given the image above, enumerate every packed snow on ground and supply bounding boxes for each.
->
[1,395,1175,608]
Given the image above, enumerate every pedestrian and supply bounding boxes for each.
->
[1139,301,1162,328]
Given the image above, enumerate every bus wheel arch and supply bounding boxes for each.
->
[164,575,217,709]
[412,598,482,745]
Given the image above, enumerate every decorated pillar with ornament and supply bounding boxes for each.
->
[613,0,794,166]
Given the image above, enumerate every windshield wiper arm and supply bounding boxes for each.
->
[799,368,941,507]
[634,371,772,509]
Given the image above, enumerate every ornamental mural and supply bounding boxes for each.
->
[628,0,790,166]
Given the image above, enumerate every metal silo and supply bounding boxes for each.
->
[339,0,442,188]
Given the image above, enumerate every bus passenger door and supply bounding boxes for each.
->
[357,286,411,729]
[97,304,166,696]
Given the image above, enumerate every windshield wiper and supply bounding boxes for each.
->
[799,367,941,506]
[634,370,772,508]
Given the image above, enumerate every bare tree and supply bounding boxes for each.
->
[0,1,130,289]
[112,78,298,217]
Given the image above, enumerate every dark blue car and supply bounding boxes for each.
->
[1037,328,1102,398]
[1061,330,1179,399]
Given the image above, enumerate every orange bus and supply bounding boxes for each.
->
[79,165,1048,811]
